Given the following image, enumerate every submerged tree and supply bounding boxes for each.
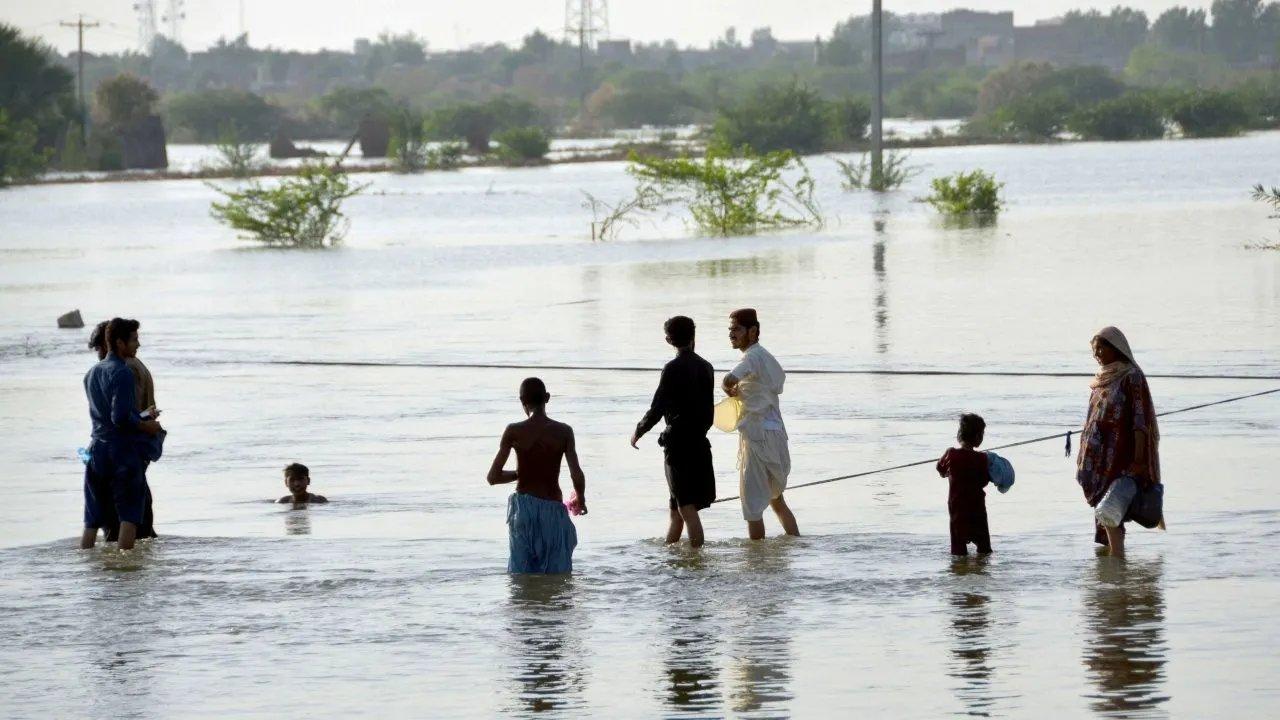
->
[209,163,366,248]
[836,150,922,192]
[626,147,823,236]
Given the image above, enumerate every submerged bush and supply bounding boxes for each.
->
[213,123,260,177]
[209,163,366,248]
[494,126,550,163]
[388,107,429,173]
[1251,183,1280,250]
[1168,91,1251,138]
[627,147,822,236]
[835,150,922,192]
[925,170,1003,216]
[424,141,466,170]
[1068,93,1166,141]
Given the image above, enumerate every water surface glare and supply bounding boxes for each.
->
[1,134,1279,718]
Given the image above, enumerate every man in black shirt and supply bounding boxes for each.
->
[631,315,716,547]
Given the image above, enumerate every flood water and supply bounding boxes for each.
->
[2,133,1279,718]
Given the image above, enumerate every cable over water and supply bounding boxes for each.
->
[711,386,1280,503]
[208,359,1280,382]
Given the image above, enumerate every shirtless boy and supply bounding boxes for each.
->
[486,377,587,574]
[278,463,328,504]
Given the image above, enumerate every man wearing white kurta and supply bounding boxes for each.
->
[723,308,800,540]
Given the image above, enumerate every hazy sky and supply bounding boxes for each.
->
[5,1,1218,55]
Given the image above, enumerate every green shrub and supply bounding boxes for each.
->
[494,126,550,163]
[1168,90,1251,137]
[925,170,1003,215]
[1068,93,1166,140]
[627,147,822,236]
[209,163,366,248]
[713,80,831,154]
[0,109,50,186]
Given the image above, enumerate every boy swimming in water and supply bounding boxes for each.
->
[486,377,587,574]
[278,463,328,504]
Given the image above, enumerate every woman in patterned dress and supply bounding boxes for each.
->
[1076,326,1161,556]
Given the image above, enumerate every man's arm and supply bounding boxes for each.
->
[722,372,741,397]
[723,353,753,397]
[111,366,160,436]
[632,365,673,448]
[487,426,518,485]
[564,427,587,513]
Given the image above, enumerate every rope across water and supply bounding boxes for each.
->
[205,357,1277,502]
[712,386,1280,503]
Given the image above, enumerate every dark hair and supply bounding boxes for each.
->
[730,308,759,331]
[88,321,108,352]
[957,413,986,445]
[664,315,695,347]
[519,377,549,406]
[105,317,140,353]
[284,463,309,478]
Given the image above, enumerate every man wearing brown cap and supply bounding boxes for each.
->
[722,308,799,540]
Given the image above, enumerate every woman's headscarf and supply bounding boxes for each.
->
[1090,325,1137,389]
[1089,326,1161,486]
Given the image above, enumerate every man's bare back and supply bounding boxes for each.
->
[488,413,587,509]
[505,416,574,502]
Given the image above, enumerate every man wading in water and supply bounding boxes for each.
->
[80,318,163,550]
[722,309,800,540]
[487,377,587,573]
[631,315,716,548]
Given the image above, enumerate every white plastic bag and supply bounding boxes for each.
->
[1094,475,1138,528]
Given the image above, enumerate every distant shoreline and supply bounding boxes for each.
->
[8,131,1166,188]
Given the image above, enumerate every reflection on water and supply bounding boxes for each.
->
[873,233,889,356]
[728,543,795,716]
[505,574,585,715]
[948,558,995,717]
[1083,559,1169,718]
[283,508,313,536]
[664,613,722,713]
[86,552,158,713]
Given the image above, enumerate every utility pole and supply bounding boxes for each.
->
[60,14,100,144]
[564,0,609,121]
[870,0,884,188]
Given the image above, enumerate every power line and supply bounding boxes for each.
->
[58,15,101,145]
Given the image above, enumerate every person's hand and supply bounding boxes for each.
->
[145,405,161,419]
[578,494,588,516]
[630,432,641,449]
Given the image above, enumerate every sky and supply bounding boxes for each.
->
[4,0,1219,56]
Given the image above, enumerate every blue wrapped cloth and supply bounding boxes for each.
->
[986,451,1015,494]
[507,492,577,574]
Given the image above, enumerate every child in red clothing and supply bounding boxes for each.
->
[936,413,992,556]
